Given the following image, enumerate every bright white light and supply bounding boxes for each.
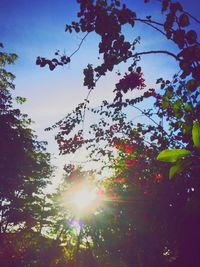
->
[71,187,97,210]
[67,184,105,217]
[61,182,104,218]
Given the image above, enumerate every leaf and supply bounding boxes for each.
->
[15,96,27,104]
[173,29,185,49]
[169,158,191,179]
[182,122,192,135]
[169,161,183,179]
[184,104,193,112]
[186,79,199,92]
[157,149,191,163]
[162,97,169,109]
[179,14,190,27]
[162,0,170,13]
[166,87,173,98]
[172,99,183,118]
[192,120,200,148]
[186,30,197,45]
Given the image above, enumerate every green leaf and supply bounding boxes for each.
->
[182,122,192,135]
[166,87,173,98]
[169,158,192,179]
[157,149,191,163]
[172,99,182,111]
[162,97,169,109]
[169,161,183,179]
[192,120,200,148]
[16,96,27,104]
[169,165,180,179]
[184,104,193,112]
[172,99,183,118]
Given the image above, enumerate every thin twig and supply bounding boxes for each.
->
[135,18,167,37]
[82,75,102,132]
[82,88,93,132]
[130,105,161,127]
[135,18,164,27]
[69,32,90,59]
[140,20,166,36]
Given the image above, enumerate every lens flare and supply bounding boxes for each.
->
[71,187,97,210]
[62,182,104,217]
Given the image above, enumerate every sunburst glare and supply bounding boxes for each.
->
[62,181,104,218]
[71,186,97,210]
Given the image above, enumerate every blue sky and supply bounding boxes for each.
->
[0,0,199,186]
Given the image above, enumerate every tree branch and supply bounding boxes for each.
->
[131,50,179,61]
[69,32,90,59]
[135,18,164,27]
[139,20,166,36]
[184,11,200,24]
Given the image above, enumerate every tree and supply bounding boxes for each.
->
[0,44,54,266]
[41,0,200,165]
[37,0,200,266]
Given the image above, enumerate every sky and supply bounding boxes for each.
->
[0,0,199,187]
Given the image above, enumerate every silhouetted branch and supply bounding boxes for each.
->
[132,50,179,60]
[69,32,90,59]
[141,21,166,36]
[184,11,200,24]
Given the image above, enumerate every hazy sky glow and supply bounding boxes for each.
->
[0,0,199,188]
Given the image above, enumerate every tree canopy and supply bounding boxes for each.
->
[0,44,54,266]
[1,0,200,266]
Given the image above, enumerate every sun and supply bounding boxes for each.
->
[71,186,97,210]
[63,182,104,217]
